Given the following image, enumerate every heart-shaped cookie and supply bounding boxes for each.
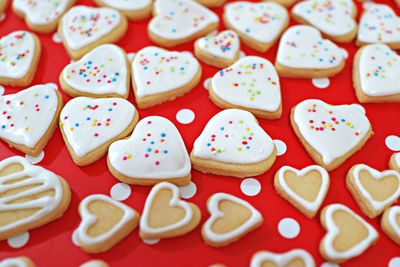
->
[274,165,330,218]
[108,116,191,186]
[0,156,71,240]
[209,56,282,119]
[148,0,219,47]
[60,44,130,99]
[381,205,400,246]
[291,99,373,171]
[59,97,138,166]
[276,25,345,78]
[357,4,400,49]
[0,31,41,87]
[223,2,289,53]
[132,46,201,109]
[353,44,400,103]
[250,249,315,267]
[320,204,378,263]
[93,0,152,21]
[202,193,263,247]
[139,182,201,239]
[76,194,139,253]
[346,164,400,219]
[291,0,357,43]
[58,5,128,60]
[389,152,400,172]
[0,84,63,156]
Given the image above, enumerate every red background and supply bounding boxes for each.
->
[0,0,399,266]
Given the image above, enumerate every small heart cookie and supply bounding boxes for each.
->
[195,0,226,8]
[0,31,41,87]
[223,1,289,53]
[346,164,400,218]
[93,0,152,21]
[209,56,282,119]
[12,0,75,33]
[320,204,378,263]
[132,46,201,109]
[250,249,315,267]
[58,5,128,60]
[353,44,400,103]
[191,109,276,178]
[59,97,138,166]
[381,205,400,246]
[139,182,201,239]
[0,84,63,156]
[0,156,71,241]
[194,30,240,69]
[0,257,36,267]
[76,194,140,254]
[389,152,400,172]
[291,99,373,171]
[148,0,219,47]
[60,44,130,99]
[274,165,330,218]
[202,193,262,247]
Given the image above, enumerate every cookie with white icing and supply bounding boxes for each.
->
[191,109,277,178]
[202,192,263,247]
[209,56,282,119]
[319,203,378,263]
[58,5,128,60]
[223,1,289,53]
[148,0,219,47]
[132,46,201,109]
[0,84,63,156]
[139,182,201,239]
[353,44,400,103]
[250,249,315,267]
[79,260,108,267]
[195,0,226,8]
[264,0,299,7]
[194,30,240,69]
[0,0,7,17]
[381,205,400,246]
[291,99,373,171]
[59,97,138,166]
[346,164,400,219]
[0,31,41,87]
[108,116,191,186]
[276,25,345,78]
[389,152,400,172]
[0,257,36,267]
[274,165,330,218]
[93,0,151,21]
[0,156,71,241]
[12,0,75,33]
[60,44,130,99]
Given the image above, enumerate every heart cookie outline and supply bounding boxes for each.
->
[381,205,400,246]
[0,256,36,267]
[250,249,315,267]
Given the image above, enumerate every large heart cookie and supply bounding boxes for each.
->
[132,46,201,109]
[93,0,152,21]
[209,56,282,119]
[60,44,130,99]
[223,2,289,52]
[58,5,127,60]
[148,0,219,47]
[0,156,71,240]
[389,152,400,172]
[381,205,400,246]
[291,99,373,171]
[320,204,378,263]
[274,165,329,218]
[202,193,263,247]
[139,182,201,239]
[108,116,191,186]
[291,0,357,43]
[0,84,62,156]
[250,249,315,267]
[346,164,400,218]
[191,109,276,178]
[76,194,139,253]
[0,31,41,87]
[59,97,138,166]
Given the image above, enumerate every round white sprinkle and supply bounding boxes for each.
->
[142,238,160,245]
[127,52,136,62]
[273,140,287,156]
[25,151,45,164]
[0,85,4,96]
[46,82,58,90]
[386,135,400,151]
[72,228,80,247]
[312,78,330,89]
[320,263,339,267]
[203,77,212,90]
[240,178,261,196]
[179,181,197,199]
[176,109,195,124]
[52,32,62,43]
[110,183,132,201]
[7,232,30,248]
[389,257,400,267]
[350,104,366,114]
[340,48,349,59]
[278,218,300,239]
[239,51,246,59]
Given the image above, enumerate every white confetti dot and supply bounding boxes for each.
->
[312,78,330,89]
[0,13,6,22]
[239,51,246,59]
[240,178,261,196]
[110,183,131,201]
[182,51,193,57]
[273,139,287,156]
[203,77,212,90]
[386,135,400,151]
[127,52,136,62]
[362,1,374,9]
[179,181,197,199]
[25,151,45,164]
[0,85,4,96]
[46,82,58,90]
[340,48,348,59]
[278,218,300,239]
[72,228,80,247]
[321,263,339,267]
[176,109,195,124]
[52,32,62,43]
[350,104,365,114]
[7,232,29,248]
[142,238,160,245]
[389,257,400,267]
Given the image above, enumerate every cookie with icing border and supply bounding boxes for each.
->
[389,152,400,172]
[79,260,109,267]
[0,257,36,267]
[250,249,315,267]
[0,0,7,17]
[381,205,400,246]
[139,182,201,239]
[195,0,226,8]
[0,156,71,240]
[93,0,152,21]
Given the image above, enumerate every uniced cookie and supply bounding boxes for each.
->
[93,0,152,21]
[389,153,400,172]
[250,249,315,267]
[381,206,400,246]
[0,257,36,267]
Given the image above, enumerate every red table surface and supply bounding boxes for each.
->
[0,0,400,266]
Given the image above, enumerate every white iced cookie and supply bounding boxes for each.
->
[0,256,36,267]
[381,205,400,246]
[93,0,152,21]
[250,249,315,267]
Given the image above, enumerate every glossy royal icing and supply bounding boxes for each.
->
[13,0,71,25]
[196,30,240,60]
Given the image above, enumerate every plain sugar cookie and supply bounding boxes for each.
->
[93,0,152,21]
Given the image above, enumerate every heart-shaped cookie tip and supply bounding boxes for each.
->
[250,249,315,267]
